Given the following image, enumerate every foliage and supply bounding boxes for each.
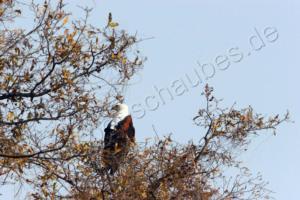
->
[0,1,288,199]
[67,85,288,200]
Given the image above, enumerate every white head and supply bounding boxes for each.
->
[110,103,129,128]
[112,103,129,118]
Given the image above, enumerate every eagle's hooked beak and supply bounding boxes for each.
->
[111,105,119,111]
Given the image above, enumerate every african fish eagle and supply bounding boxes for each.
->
[102,103,135,174]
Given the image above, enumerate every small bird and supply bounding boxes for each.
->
[102,103,135,174]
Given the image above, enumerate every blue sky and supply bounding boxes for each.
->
[3,0,300,199]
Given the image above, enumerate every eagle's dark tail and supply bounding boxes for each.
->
[93,164,118,175]
[89,161,114,175]
[106,165,118,175]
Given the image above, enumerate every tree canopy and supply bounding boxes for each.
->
[0,1,288,199]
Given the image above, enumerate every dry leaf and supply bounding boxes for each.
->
[62,16,69,25]
[7,111,15,121]
[109,22,119,28]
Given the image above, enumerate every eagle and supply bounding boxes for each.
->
[102,103,135,174]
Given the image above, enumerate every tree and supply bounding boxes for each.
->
[0,1,288,199]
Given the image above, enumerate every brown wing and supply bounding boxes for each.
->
[102,116,135,174]
[102,122,125,174]
[117,115,135,144]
